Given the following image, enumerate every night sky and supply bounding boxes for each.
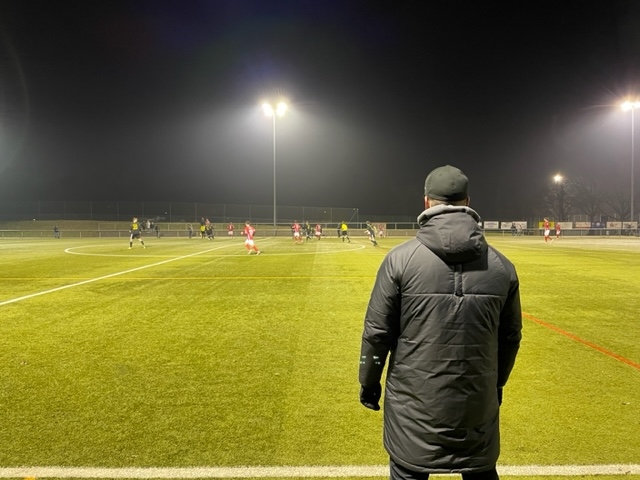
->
[1,0,640,219]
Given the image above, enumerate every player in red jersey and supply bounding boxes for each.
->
[543,218,551,242]
[243,221,261,255]
[292,220,303,244]
[555,222,561,239]
[227,222,235,237]
[315,222,323,240]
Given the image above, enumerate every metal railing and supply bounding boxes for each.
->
[2,226,639,239]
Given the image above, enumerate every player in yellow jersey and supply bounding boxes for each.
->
[340,221,351,243]
[129,217,146,249]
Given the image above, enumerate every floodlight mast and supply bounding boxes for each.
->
[262,101,288,227]
[553,174,565,221]
[621,101,640,223]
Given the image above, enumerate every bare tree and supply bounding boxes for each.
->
[570,176,606,222]
[605,190,630,222]
[544,178,575,221]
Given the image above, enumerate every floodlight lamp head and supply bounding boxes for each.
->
[621,101,640,111]
[276,102,288,117]
[262,103,274,117]
[553,174,563,183]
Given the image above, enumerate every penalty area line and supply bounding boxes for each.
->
[0,464,639,478]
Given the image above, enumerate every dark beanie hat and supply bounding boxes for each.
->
[424,165,469,201]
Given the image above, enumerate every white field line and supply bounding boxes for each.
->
[0,464,639,478]
[0,245,231,307]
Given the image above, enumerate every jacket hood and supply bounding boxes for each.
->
[416,205,487,263]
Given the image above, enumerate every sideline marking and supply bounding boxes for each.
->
[0,276,375,281]
[1,464,639,478]
[523,312,640,371]
[0,245,228,307]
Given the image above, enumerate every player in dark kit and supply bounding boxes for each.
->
[205,222,214,240]
[365,221,379,246]
[129,217,146,249]
[305,221,313,241]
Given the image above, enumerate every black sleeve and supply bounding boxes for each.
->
[359,254,401,387]
[497,267,522,387]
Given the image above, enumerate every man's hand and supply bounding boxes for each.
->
[360,384,382,411]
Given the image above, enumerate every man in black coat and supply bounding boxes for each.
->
[359,165,522,480]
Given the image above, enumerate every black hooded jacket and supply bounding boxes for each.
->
[359,205,522,473]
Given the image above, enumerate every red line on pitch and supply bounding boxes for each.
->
[523,312,640,371]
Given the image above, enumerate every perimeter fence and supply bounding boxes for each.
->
[0,200,386,224]
[2,201,639,238]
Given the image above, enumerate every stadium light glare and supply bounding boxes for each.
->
[276,102,288,117]
[262,103,274,117]
[620,100,640,222]
[621,101,640,112]
[553,174,563,184]
[262,101,288,226]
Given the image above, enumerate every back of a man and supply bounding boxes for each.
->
[359,165,522,480]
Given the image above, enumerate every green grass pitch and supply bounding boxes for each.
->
[0,234,638,479]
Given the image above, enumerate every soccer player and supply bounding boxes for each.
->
[227,222,235,237]
[555,222,561,239]
[340,221,351,243]
[129,217,146,249]
[315,222,323,240]
[243,221,261,255]
[304,221,312,241]
[292,220,303,244]
[205,221,214,240]
[543,218,551,242]
[365,221,379,246]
